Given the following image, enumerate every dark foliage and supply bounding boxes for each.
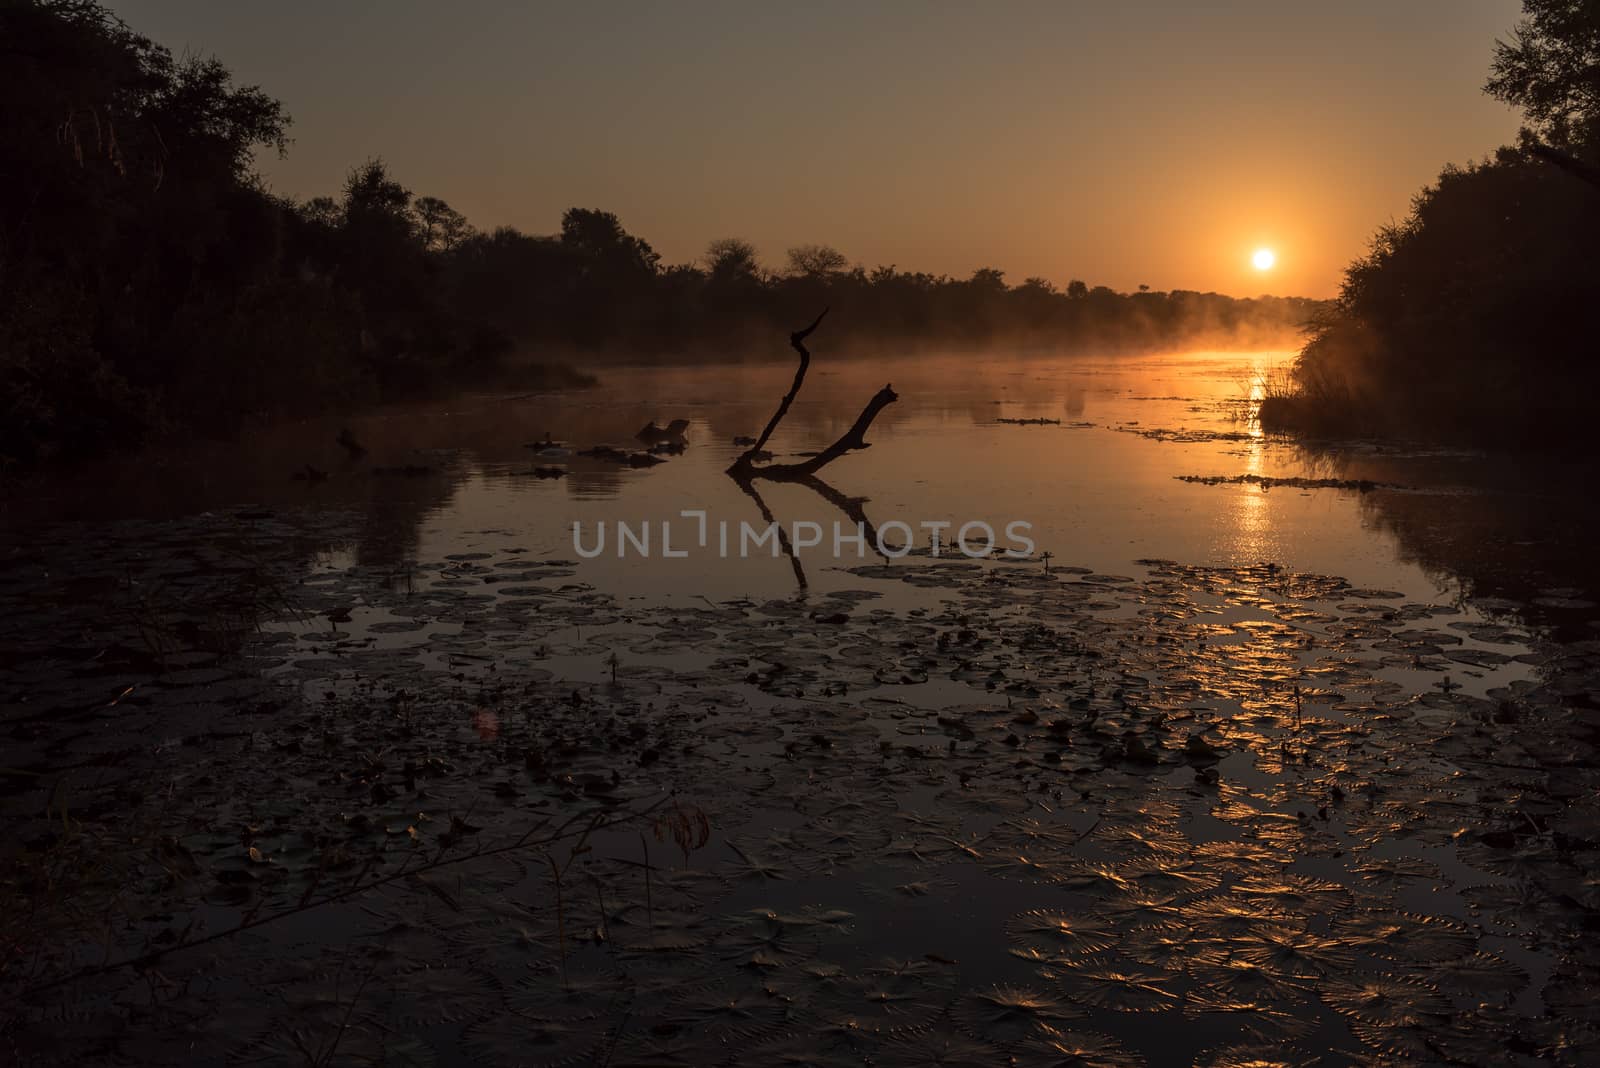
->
[1486,0,1600,150]
[1266,0,1600,447]
[1,1,1316,468]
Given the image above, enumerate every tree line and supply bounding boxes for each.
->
[1,0,1318,468]
[1263,0,1600,446]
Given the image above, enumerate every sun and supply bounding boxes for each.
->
[1252,248,1276,271]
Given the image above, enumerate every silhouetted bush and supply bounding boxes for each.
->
[1266,0,1600,448]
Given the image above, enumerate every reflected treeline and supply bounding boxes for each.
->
[1,0,1317,471]
[1296,442,1600,638]
[6,349,1153,579]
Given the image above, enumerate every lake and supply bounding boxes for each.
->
[3,347,1598,1065]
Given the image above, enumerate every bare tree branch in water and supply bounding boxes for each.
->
[734,477,808,588]
[749,386,900,480]
[794,473,887,551]
[727,315,900,586]
[727,311,898,482]
[734,472,895,588]
[730,308,827,470]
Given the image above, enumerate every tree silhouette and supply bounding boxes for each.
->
[0,0,1323,467]
[415,196,474,252]
[560,208,661,278]
[785,244,848,279]
[1487,0,1600,151]
[705,238,762,283]
[1267,0,1600,445]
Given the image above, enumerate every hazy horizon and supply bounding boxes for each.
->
[103,0,1523,300]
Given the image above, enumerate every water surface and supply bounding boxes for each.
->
[19,347,1590,618]
[5,348,1598,1066]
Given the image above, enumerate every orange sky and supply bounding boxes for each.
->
[112,0,1524,298]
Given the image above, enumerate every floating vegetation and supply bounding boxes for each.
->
[1,511,1598,1063]
[878,1029,1008,1067]
[1181,988,1317,1042]
[1115,424,1256,443]
[1331,908,1478,962]
[1022,1024,1142,1068]
[1005,910,1118,958]
[953,984,1082,1045]
[1175,473,1407,491]
[1043,958,1180,1014]
[1318,974,1452,1028]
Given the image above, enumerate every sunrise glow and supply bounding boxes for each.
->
[10,2,1594,1060]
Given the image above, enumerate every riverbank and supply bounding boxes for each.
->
[1257,382,1599,453]
[0,358,597,495]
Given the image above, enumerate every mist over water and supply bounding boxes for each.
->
[20,347,1563,615]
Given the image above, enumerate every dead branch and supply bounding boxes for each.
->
[742,385,898,480]
[733,477,809,588]
[731,308,828,470]
[731,472,890,589]
[727,312,898,481]
[794,473,888,553]
[726,315,898,586]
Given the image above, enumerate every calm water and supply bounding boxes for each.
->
[7,348,1600,1066]
[16,347,1595,620]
